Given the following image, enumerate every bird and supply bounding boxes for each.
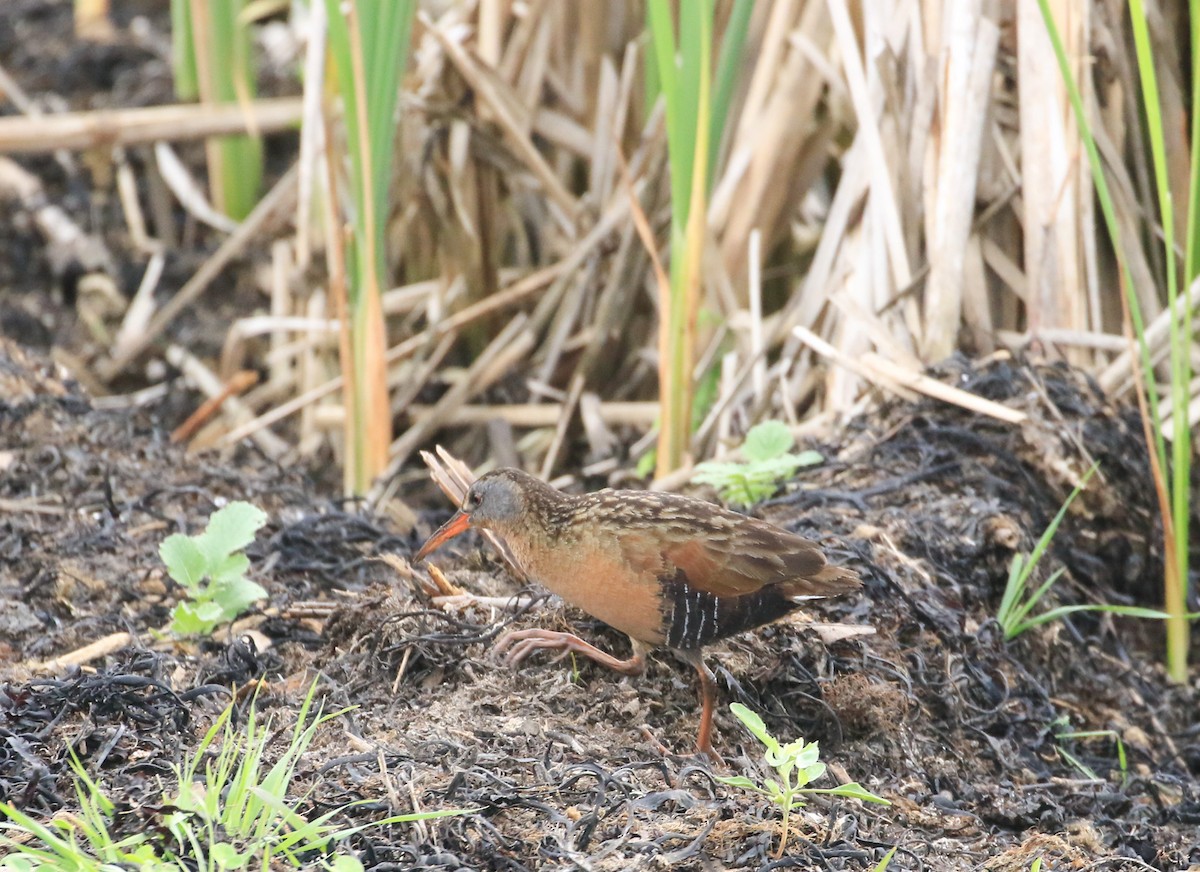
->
[414,467,860,758]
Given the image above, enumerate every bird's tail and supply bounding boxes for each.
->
[785,564,861,601]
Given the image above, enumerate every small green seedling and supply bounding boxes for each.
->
[0,683,470,870]
[996,462,1169,639]
[692,421,822,508]
[161,501,269,637]
[715,703,889,859]
[1051,716,1129,785]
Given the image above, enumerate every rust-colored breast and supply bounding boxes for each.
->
[509,525,668,646]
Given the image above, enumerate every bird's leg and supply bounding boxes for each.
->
[675,649,720,761]
[493,630,648,676]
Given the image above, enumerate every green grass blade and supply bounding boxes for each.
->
[707,0,752,185]
[1006,567,1067,637]
[997,553,1027,632]
[873,847,899,872]
[1126,0,1180,470]
[1055,743,1099,780]
[1127,0,1192,681]
[1025,462,1098,575]
[646,0,682,214]
[1014,603,1172,636]
[672,1,707,225]
[1185,0,1200,290]
[172,0,199,100]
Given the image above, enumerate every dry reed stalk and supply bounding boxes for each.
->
[922,1,999,360]
[165,344,287,456]
[1099,280,1200,395]
[826,0,912,295]
[1017,0,1091,363]
[0,98,302,153]
[299,290,330,456]
[170,369,259,445]
[716,0,832,289]
[1161,379,1200,442]
[107,0,1198,490]
[153,141,238,233]
[33,632,134,673]
[98,164,299,379]
[996,328,1133,354]
[218,316,339,381]
[794,326,1028,424]
[389,330,457,418]
[112,253,165,362]
[115,152,153,253]
[422,9,579,225]
[383,315,536,481]
[540,372,586,480]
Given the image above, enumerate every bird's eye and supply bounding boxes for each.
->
[466,490,483,510]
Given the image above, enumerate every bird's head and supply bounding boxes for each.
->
[414,469,533,560]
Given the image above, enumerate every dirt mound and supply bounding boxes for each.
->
[2,343,1198,869]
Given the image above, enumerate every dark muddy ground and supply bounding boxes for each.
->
[3,340,1200,870]
[2,2,1200,869]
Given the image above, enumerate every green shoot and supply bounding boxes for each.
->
[171,0,263,220]
[874,847,898,871]
[161,501,269,636]
[1031,859,1043,872]
[1126,0,1195,683]
[715,703,889,859]
[0,753,155,870]
[645,0,752,476]
[324,0,417,494]
[1036,0,1193,680]
[1051,717,1129,785]
[0,683,470,869]
[692,421,822,507]
[996,463,1170,639]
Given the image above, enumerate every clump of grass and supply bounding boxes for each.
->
[715,703,888,859]
[1051,716,1129,785]
[0,684,470,870]
[691,420,822,507]
[996,462,1169,639]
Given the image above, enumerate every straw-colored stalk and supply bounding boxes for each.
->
[1018,0,1093,363]
[74,0,113,40]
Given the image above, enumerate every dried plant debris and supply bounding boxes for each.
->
[3,347,1200,868]
[0,650,222,812]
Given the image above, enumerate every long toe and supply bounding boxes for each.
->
[492,628,542,659]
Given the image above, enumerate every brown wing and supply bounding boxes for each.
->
[612,498,859,599]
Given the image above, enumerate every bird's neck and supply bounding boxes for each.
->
[487,480,576,548]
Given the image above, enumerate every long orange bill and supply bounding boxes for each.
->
[415,510,471,561]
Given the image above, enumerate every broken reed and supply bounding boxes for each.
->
[171,0,263,220]
[1037,0,1194,680]
[645,0,751,476]
[324,0,417,495]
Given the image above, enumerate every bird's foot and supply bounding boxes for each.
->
[493,629,646,676]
